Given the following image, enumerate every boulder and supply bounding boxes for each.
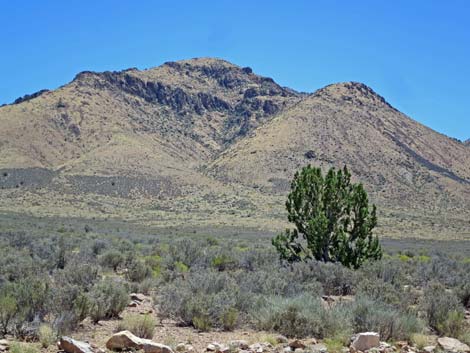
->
[58,336,95,353]
[106,331,173,353]
[351,332,380,352]
[437,337,470,353]
[231,340,250,350]
[311,343,328,353]
[207,343,221,351]
[276,335,288,344]
[423,346,436,353]
[130,293,147,302]
[289,340,306,349]
[0,340,9,352]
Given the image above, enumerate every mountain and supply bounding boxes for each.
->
[0,58,469,239]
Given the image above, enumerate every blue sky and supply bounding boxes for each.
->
[0,0,469,140]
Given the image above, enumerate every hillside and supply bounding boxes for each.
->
[0,58,469,239]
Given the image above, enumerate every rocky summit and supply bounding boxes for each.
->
[0,58,469,238]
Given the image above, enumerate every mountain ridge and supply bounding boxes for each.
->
[0,58,469,239]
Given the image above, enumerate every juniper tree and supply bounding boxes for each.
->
[272,165,382,269]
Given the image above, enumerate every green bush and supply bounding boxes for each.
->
[0,293,17,335]
[350,296,423,341]
[38,324,55,348]
[89,278,129,323]
[421,282,465,336]
[99,250,125,271]
[10,342,40,353]
[252,294,351,338]
[117,314,155,339]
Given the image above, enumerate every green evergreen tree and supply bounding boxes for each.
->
[272,165,382,269]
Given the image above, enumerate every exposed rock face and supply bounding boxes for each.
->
[12,89,49,104]
[106,331,174,353]
[437,337,470,352]
[58,336,95,353]
[351,332,380,352]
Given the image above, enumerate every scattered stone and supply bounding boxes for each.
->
[396,342,408,349]
[276,335,289,344]
[284,347,293,353]
[290,340,306,349]
[231,340,250,350]
[307,339,318,346]
[130,293,147,302]
[437,337,470,352]
[207,343,221,352]
[423,346,436,353]
[351,332,380,352]
[58,336,95,353]
[128,301,139,307]
[106,331,174,353]
[250,343,265,353]
[0,339,9,352]
[311,343,328,353]
[176,343,187,352]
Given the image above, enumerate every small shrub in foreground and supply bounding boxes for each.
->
[421,282,465,336]
[89,279,129,323]
[10,342,39,353]
[350,296,423,341]
[117,314,155,339]
[252,294,351,338]
[38,324,55,348]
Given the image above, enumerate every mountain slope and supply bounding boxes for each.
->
[0,59,469,239]
[208,82,470,210]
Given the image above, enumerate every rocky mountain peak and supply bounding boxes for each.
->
[313,81,393,109]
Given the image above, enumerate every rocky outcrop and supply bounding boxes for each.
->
[106,330,174,353]
[12,89,49,104]
[437,337,470,352]
[351,332,380,352]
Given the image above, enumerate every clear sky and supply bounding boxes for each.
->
[1,0,469,140]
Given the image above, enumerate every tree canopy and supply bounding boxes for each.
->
[272,165,382,269]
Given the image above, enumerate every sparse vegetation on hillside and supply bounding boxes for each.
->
[273,165,382,268]
[0,227,468,349]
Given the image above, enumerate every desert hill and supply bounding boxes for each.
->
[0,58,469,239]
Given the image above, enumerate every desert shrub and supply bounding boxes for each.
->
[350,296,423,341]
[117,314,155,339]
[9,342,39,353]
[211,253,236,271]
[157,270,249,330]
[38,324,55,348]
[421,282,465,336]
[410,333,431,350]
[252,294,351,338]
[222,307,238,331]
[304,261,357,295]
[0,291,17,335]
[456,282,470,308]
[99,250,126,271]
[89,278,128,323]
[126,258,152,283]
[356,279,403,306]
[235,267,323,298]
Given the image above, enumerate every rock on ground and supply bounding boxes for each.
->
[58,336,95,353]
[351,332,380,352]
[437,337,470,353]
[106,330,174,353]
